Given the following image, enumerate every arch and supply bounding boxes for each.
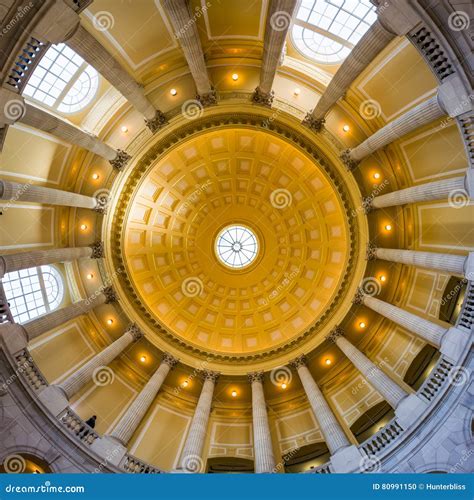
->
[2,265,65,323]
[350,401,394,444]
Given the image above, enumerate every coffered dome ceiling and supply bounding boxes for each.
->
[106,113,367,370]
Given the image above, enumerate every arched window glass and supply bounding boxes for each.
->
[291,0,377,64]
[2,265,64,323]
[23,43,99,114]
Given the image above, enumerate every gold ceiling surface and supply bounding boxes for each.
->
[116,123,356,359]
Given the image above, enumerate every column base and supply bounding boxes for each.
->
[394,393,428,429]
[330,445,364,473]
[0,323,28,355]
[38,385,69,417]
[440,326,472,364]
[90,436,127,467]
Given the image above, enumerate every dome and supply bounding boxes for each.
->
[0,0,472,479]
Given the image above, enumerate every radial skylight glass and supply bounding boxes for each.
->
[291,0,377,64]
[216,225,259,269]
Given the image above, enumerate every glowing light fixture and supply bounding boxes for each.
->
[373,172,381,180]
[121,125,128,133]
[182,380,189,388]
[231,73,239,81]
[342,124,350,132]
[359,321,366,329]
[293,87,301,96]
[80,224,88,231]
[92,173,100,180]
[325,358,332,366]
[385,224,392,231]
[106,319,114,325]
[170,88,177,96]
[281,383,287,389]
[231,390,238,397]
[140,355,147,363]
[379,275,387,282]
[86,273,93,280]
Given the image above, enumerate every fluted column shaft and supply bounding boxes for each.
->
[374,248,467,276]
[250,374,276,473]
[162,0,212,97]
[180,374,217,472]
[22,292,107,341]
[311,20,395,121]
[66,25,156,120]
[0,180,98,210]
[21,103,117,161]
[335,336,407,408]
[109,356,176,445]
[296,363,350,454]
[351,95,444,161]
[258,0,297,95]
[58,326,140,399]
[0,246,94,279]
[372,176,465,209]
[362,295,447,346]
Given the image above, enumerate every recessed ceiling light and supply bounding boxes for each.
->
[385,224,392,231]
[342,124,350,132]
[170,88,177,96]
[182,380,189,388]
[231,73,239,81]
[373,172,381,180]
[80,224,88,231]
[231,390,237,397]
[379,275,387,282]
[281,383,287,389]
[86,273,93,280]
[121,125,128,133]
[359,321,366,328]
[324,358,332,366]
[140,355,147,363]
[106,319,114,325]
[294,87,301,96]
[92,173,100,180]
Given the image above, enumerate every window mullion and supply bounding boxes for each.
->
[294,19,355,49]
[37,267,50,313]
[53,60,88,109]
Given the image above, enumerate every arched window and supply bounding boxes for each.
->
[2,265,64,323]
[291,0,377,64]
[23,43,99,114]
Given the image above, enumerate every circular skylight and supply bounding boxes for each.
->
[216,225,259,269]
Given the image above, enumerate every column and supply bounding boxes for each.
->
[22,286,116,341]
[364,175,467,210]
[0,180,105,212]
[328,328,407,409]
[0,242,103,279]
[20,102,130,170]
[367,244,470,277]
[353,289,447,347]
[162,0,216,105]
[58,324,143,399]
[342,76,472,169]
[249,372,276,473]
[179,371,219,473]
[109,353,178,445]
[290,356,350,454]
[341,95,445,169]
[303,0,420,131]
[253,0,297,106]
[65,25,166,132]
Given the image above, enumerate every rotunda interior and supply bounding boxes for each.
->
[0,0,472,475]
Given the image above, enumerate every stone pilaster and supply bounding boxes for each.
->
[109,353,178,445]
[179,370,219,473]
[248,371,276,473]
[58,324,143,399]
[0,246,94,279]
